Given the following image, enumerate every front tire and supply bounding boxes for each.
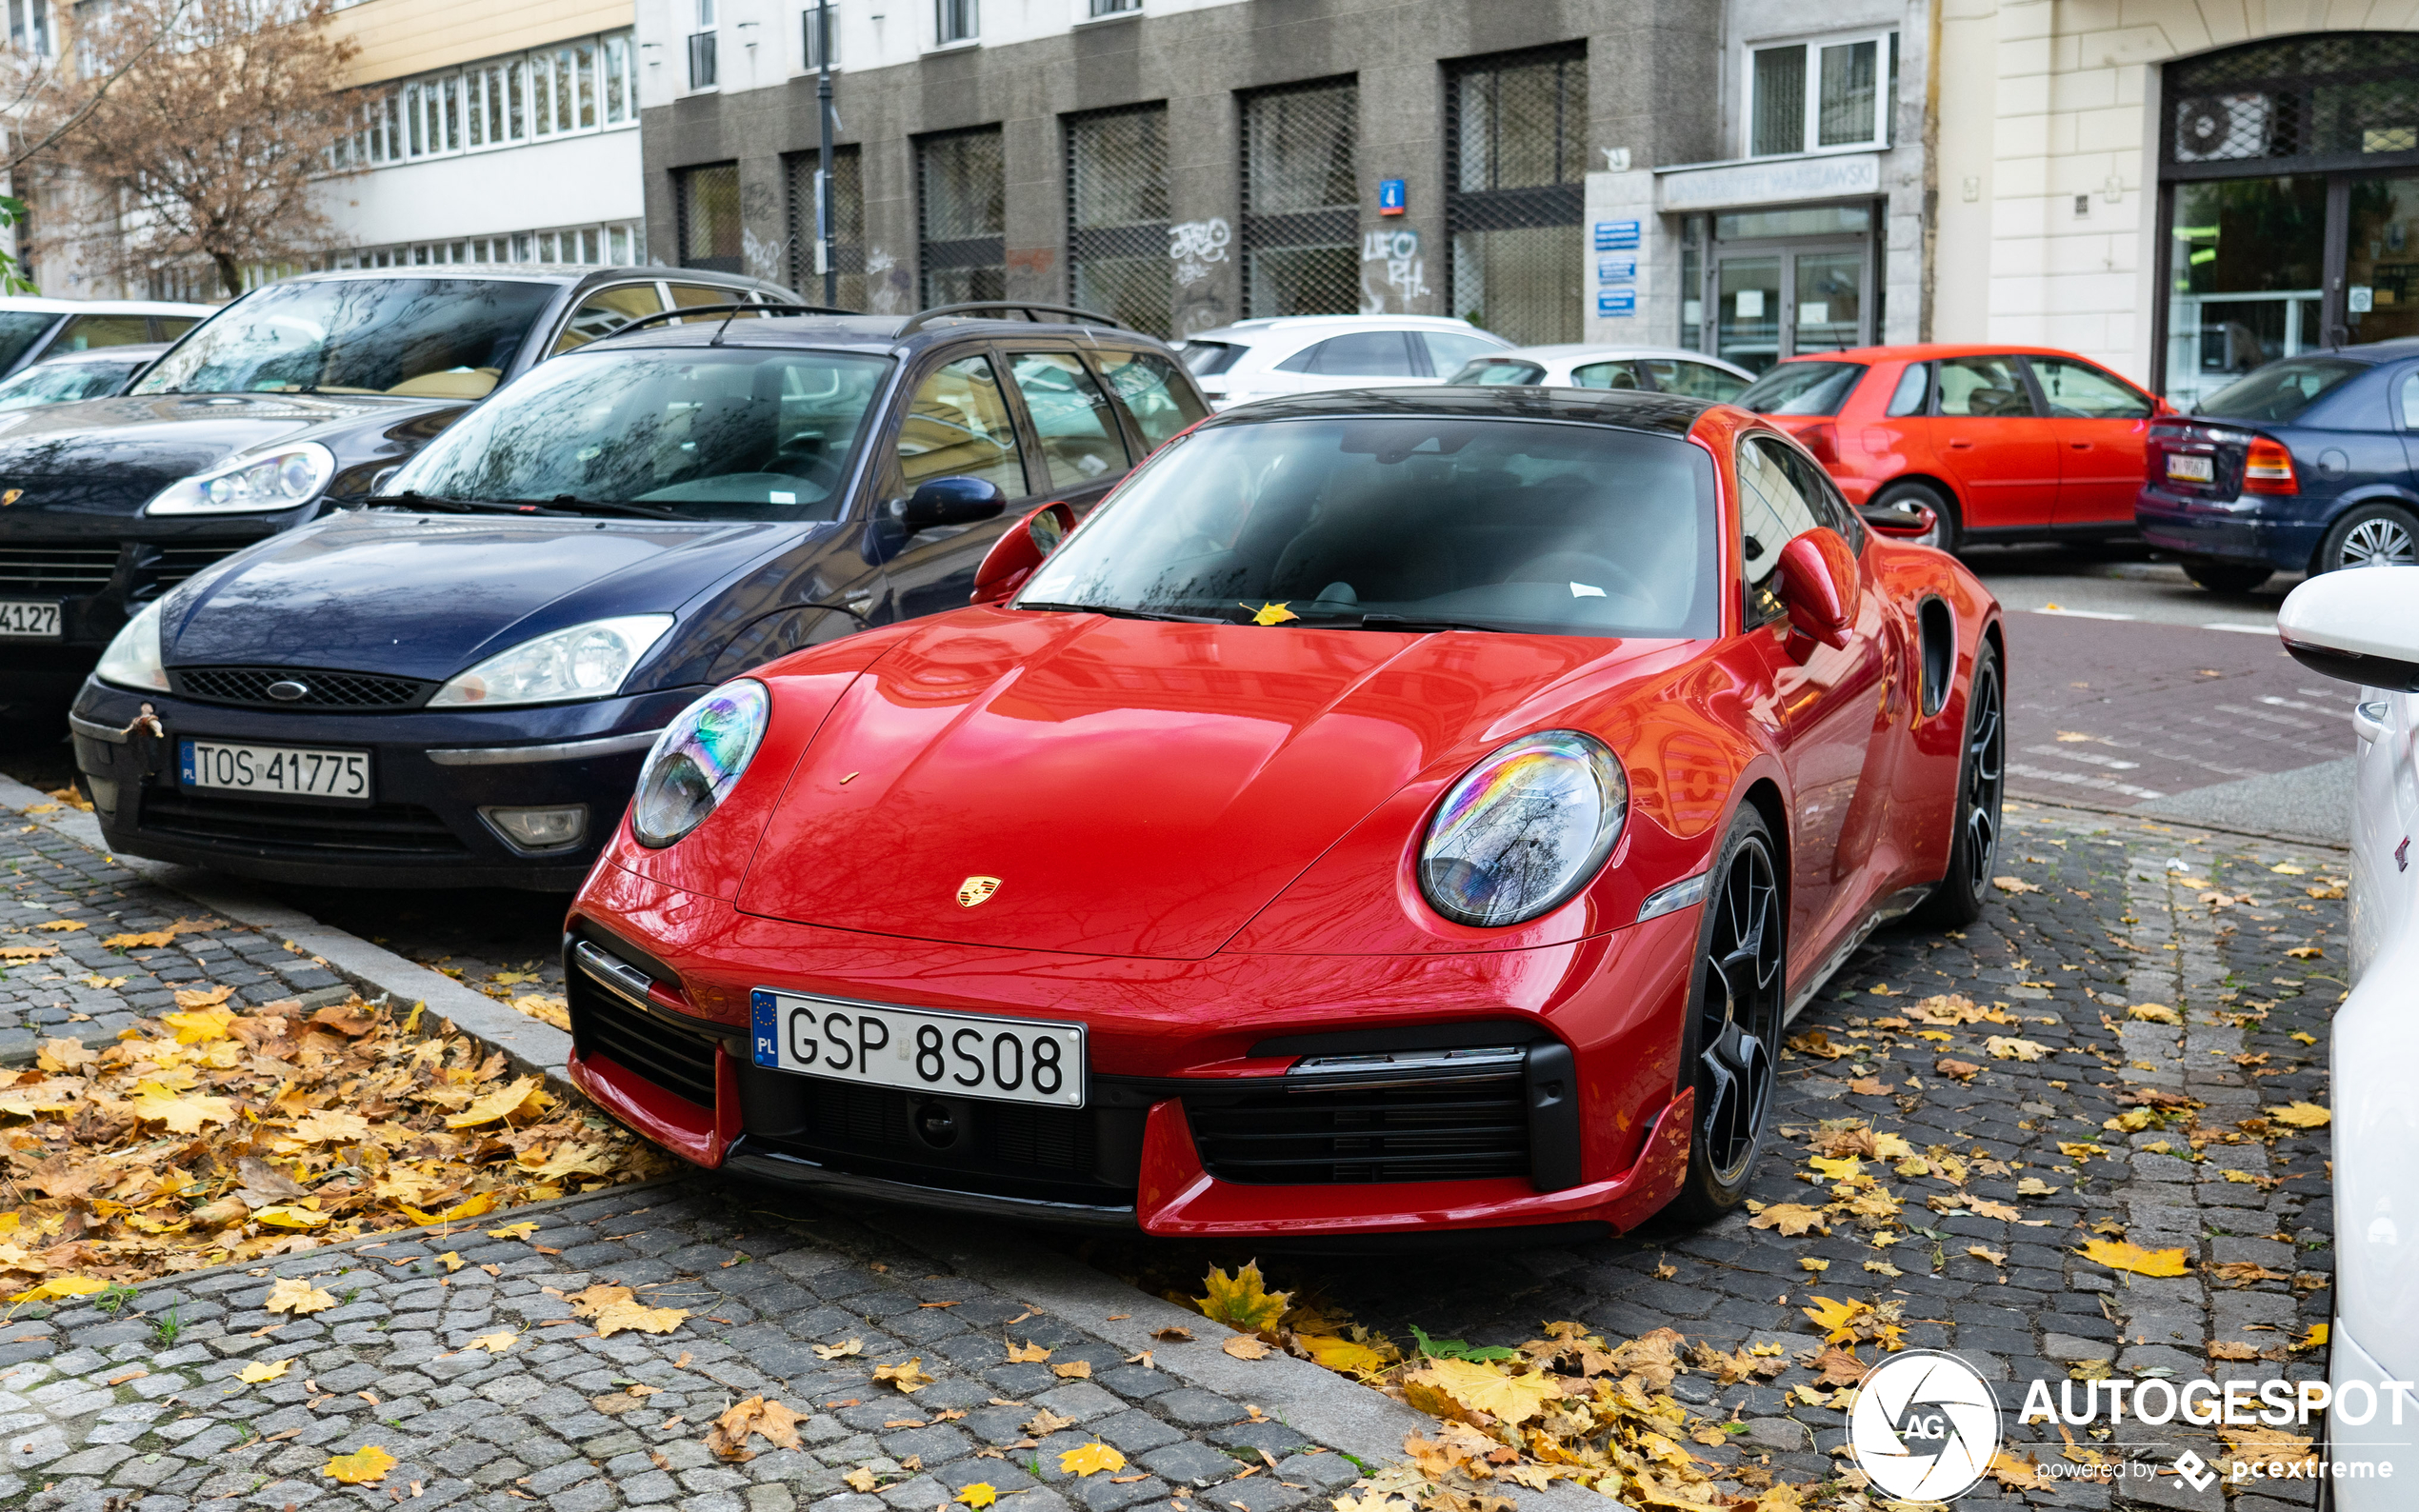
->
[2315,503,2419,574]
[2181,556,2273,594]
[1663,806,1786,1226]
[1914,639,2005,927]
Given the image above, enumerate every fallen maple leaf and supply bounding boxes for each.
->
[130,1085,237,1133]
[436,1252,464,1272]
[1151,1324,1194,1342]
[2286,946,2323,960]
[486,1221,539,1242]
[30,917,86,932]
[873,1358,934,1393]
[398,1192,500,1226]
[2295,1323,2329,1351]
[706,1395,805,1459]
[266,1277,338,1315]
[465,1332,516,1355]
[1060,1442,1128,1477]
[445,1074,546,1128]
[1935,1058,1981,1082]
[238,1359,292,1383]
[2127,1003,2181,1025]
[2209,1342,2259,1361]
[1991,876,2040,894]
[2268,1102,2330,1128]
[1985,1037,2048,1062]
[1785,1029,1846,1060]
[1222,1335,1271,1360]
[812,1338,865,1360]
[1005,1341,1050,1363]
[954,1485,998,1508]
[322,1446,398,1484]
[289,1109,371,1144]
[1410,1357,1559,1424]
[2077,1238,2189,1277]
[1801,1297,1869,1344]
[1194,1261,1290,1332]
[7,1275,107,1303]
[1847,1076,1891,1095]
[172,985,235,1011]
[1297,1333,1390,1373]
[1026,1407,1077,1437]
[843,1468,880,1493]
[1747,1203,1829,1237]
[1051,1361,1092,1379]
[1965,1197,2021,1222]
[1968,1244,2007,1267]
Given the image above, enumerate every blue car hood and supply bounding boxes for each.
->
[165,509,823,680]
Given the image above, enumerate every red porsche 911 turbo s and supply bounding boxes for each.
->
[561,386,2005,1240]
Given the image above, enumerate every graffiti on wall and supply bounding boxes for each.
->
[1359,228,1428,313]
[1168,218,1231,287]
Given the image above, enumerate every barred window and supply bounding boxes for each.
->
[679,162,745,272]
[1240,77,1357,318]
[1446,46,1587,346]
[918,128,1006,308]
[787,145,867,308]
[1067,105,1170,337]
[2164,32,2419,169]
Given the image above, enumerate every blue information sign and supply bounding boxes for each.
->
[1597,289,1638,318]
[1594,220,1640,250]
[1377,178,1407,215]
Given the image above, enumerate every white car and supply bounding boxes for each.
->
[0,295,212,384]
[1445,343,1755,402]
[2278,565,2419,1510]
[1176,315,1511,409]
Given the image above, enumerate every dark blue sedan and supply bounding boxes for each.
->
[2137,338,2419,592]
[66,305,1209,887]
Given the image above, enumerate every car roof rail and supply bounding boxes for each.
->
[895,302,1126,337]
[613,301,861,337]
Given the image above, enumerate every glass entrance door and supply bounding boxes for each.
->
[2346,173,2419,346]
[1716,257,1782,373]
[1791,250,1865,354]
[1713,246,1868,374]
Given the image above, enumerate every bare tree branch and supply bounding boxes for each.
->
[2,0,195,176]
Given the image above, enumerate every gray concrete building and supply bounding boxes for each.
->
[630,0,1929,368]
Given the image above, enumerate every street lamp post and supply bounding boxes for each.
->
[814,0,835,307]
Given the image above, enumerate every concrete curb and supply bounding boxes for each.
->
[2008,792,2350,852]
[0,770,575,1077]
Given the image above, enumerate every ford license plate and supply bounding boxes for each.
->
[750,988,1085,1108]
[0,600,59,639]
[2166,453,2215,483]
[180,738,371,802]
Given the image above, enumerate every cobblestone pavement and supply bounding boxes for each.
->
[0,819,350,1063]
[0,1184,1369,1512]
[1094,802,2346,1510]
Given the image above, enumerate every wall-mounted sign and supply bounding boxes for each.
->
[1657,151,1882,211]
[1596,256,1637,284]
[1593,220,1641,250]
[1378,178,1407,216]
[1597,289,1637,317]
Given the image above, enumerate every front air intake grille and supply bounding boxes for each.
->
[136,790,469,856]
[173,666,434,711]
[1185,1065,1531,1184]
[570,969,719,1106]
[0,544,119,590]
[148,546,248,586]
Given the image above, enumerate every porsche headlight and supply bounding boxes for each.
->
[95,598,169,692]
[146,442,335,515]
[631,679,770,847]
[429,615,673,708]
[1420,731,1627,927]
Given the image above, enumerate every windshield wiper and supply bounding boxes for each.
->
[1354,613,1509,634]
[370,490,534,514]
[1017,601,1227,625]
[516,494,689,522]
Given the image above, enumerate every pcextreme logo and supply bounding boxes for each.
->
[1848,1350,2001,1501]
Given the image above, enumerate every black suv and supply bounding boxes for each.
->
[68,303,1211,888]
[0,265,794,720]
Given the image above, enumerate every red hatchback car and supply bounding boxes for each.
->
[560,387,2005,1241]
[1736,344,2169,551]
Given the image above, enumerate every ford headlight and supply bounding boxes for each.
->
[632,680,770,847]
[429,615,673,708]
[146,442,335,515]
[95,598,170,692]
[1420,731,1628,926]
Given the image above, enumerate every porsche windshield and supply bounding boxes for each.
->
[1018,416,1721,637]
[389,347,891,519]
[132,278,557,399]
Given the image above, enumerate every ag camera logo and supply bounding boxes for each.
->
[1849,1350,2002,1500]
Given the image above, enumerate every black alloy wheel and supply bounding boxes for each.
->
[1916,640,2005,926]
[1664,807,1785,1224]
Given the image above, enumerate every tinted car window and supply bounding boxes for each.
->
[1738,435,1829,625]
[1010,351,1128,490]
[154,316,201,342]
[1573,360,1647,390]
[1278,331,1416,376]
[2401,370,2419,428]
[1097,350,1206,449]
[0,311,56,371]
[134,278,556,398]
[1420,330,1504,372]
[1179,341,1246,376]
[899,354,1027,497]
[1936,355,2036,416]
[2030,356,2152,419]
[0,358,141,410]
[390,348,890,519]
[1736,360,1867,416]
[1642,359,1747,401]
[1884,362,1930,416]
[1452,359,1545,386]
[1017,416,1722,639]
[2196,358,2365,423]
[45,314,151,356]
[552,283,666,354]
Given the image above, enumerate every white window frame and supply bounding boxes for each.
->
[330,30,640,171]
[1745,30,1893,159]
[801,2,837,70]
[934,0,977,47]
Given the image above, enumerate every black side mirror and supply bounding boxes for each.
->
[898,475,1007,531]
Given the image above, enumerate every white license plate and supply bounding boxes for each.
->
[179,738,371,801]
[2167,453,2215,483]
[0,601,58,639]
[749,988,1086,1108]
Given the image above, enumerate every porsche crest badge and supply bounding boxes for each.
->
[0,489,19,507]
[956,875,1001,908]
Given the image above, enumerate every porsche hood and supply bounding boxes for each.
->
[733,608,1662,959]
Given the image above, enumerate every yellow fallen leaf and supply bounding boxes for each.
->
[30,918,87,932]
[1864,1261,1902,1278]
[1296,1333,1390,1373]
[1991,876,2041,895]
[2269,863,2307,875]
[130,1086,236,1133]
[0,945,57,963]
[1801,1297,1869,1344]
[2127,1003,2180,1025]
[466,1331,516,1354]
[436,1252,464,1272]
[844,1468,881,1493]
[1986,1037,2049,1062]
[8,1275,107,1303]
[813,1338,865,1360]
[1968,1244,2007,1267]
[290,1109,371,1144]
[239,1359,292,1383]
[1060,1442,1128,1477]
[1005,1341,1050,1363]
[1746,1203,1828,1237]
[445,1074,545,1128]
[321,1446,398,1485]
[955,1484,999,1508]
[171,985,235,1011]
[2078,1239,2189,1277]
[398,1192,499,1226]
[2295,1323,2329,1351]
[2268,1102,2330,1128]
[1051,1360,1092,1379]
[253,1204,331,1229]
[591,1298,689,1339]
[1799,1259,1829,1273]
[2289,1032,2317,1046]
[2286,946,2323,960]
[1243,602,1298,627]
[1410,1356,1560,1424]
[873,1358,933,1393]
[706,1395,806,1458]
[510,993,570,1030]
[1967,1197,2021,1222]
[486,1222,539,1243]
[266,1277,338,1315]
[1807,1155,1862,1182]
[1194,1261,1290,1332]
[1222,1334,1270,1360]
